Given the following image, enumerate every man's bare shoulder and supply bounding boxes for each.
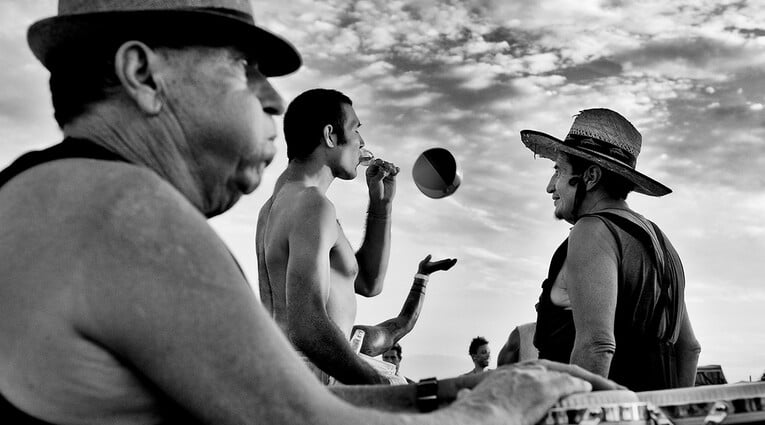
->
[4,158,232,273]
[568,215,619,264]
[569,216,613,246]
[265,184,337,228]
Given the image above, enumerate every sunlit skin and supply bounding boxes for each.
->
[546,154,581,224]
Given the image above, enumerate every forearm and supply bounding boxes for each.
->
[569,337,615,378]
[292,318,383,385]
[675,309,701,387]
[355,203,392,296]
[357,275,428,356]
[397,275,427,324]
[330,373,487,413]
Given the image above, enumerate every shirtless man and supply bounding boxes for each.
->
[257,88,400,384]
[0,2,620,423]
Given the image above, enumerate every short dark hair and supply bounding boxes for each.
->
[283,88,352,161]
[469,336,489,355]
[48,41,123,128]
[389,342,402,358]
[47,31,254,128]
[566,154,634,200]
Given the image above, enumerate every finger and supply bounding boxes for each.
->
[456,388,472,400]
[533,360,622,391]
[433,259,457,270]
[377,160,398,175]
[548,373,593,397]
[424,254,432,262]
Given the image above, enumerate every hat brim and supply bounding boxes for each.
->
[520,129,671,197]
[27,10,301,77]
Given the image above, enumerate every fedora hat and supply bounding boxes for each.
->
[520,108,671,197]
[27,0,301,77]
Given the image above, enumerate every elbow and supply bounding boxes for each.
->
[360,287,382,298]
[356,279,383,297]
[577,335,616,356]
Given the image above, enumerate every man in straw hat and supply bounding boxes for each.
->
[521,108,701,391]
[0,1,619,424]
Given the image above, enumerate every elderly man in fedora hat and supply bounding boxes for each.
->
[520,108,701,391]
[0,2,620,424]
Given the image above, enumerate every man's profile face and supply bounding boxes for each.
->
[547,153,579,223]
[471,344,491,368]
[382,349,401,372]
[161,46,283,216]
[333,103,365,180]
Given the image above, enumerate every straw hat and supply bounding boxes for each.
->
[520,108,671,197]
[27,0,301,77]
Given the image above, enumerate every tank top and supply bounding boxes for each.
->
[534,209,685,391]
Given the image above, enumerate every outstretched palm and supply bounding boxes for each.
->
[418,254,458,275]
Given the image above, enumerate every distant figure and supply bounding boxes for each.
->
[498,322,539,366]
[520,108,701,391]
[382,343,415,384]
[463,337,491,375]
[382,343,404,374]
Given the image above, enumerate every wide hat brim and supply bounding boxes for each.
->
[520,129,671,197]
[27,9,301,77]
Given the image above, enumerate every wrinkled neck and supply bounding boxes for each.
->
[63,101,205,212]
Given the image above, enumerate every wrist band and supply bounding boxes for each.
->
[367,211,389,220]
[416,377,439,412]
[414,273,429,282]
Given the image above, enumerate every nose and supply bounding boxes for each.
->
[546,174,556,193]
[360,135,365,148]
[254,75,285,116]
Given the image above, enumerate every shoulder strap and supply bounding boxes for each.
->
[580,209,682,344]
[0,138,128,189]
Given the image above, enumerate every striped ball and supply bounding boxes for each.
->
[412,148,462,199]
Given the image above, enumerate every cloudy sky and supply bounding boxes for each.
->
[2,1,764,383]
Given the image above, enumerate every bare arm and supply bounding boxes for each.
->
[567,218,618,377]
[355,255,457,356]
[355,159,399,297]
[498,327,521,366]
[285,191,385,384]
[331,360,622,413]
[675,307,701,387]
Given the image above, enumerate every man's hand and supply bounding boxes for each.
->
[444,360,623,425]
[366,158,399,206]
[417,254,457,275]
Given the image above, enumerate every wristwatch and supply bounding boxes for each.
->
[416,377,439,412]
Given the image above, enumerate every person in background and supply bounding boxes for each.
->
[463,337,491,375]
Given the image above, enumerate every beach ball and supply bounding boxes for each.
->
[412,148,462,199]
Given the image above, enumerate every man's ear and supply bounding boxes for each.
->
[113,41,164,115]
[322,124,336,147]
[584,165,602,190]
